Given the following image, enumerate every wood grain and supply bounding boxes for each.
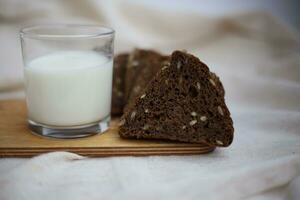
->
[0,100,215,157]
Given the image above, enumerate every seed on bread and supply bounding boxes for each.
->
[162,66,168,71]
[196,82,201,90]
[209,79,216,87]
[216,140,223,145]
[130,111,136,119]
[140,94,146,99]
[200,116,207,122]
[177,61,181,70]
[143,124,149,130]
[191,112,197,117]
[118,119,126,126]
[218,106,224,116]
[189,120,197,126]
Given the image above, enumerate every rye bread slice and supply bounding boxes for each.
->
[111,53,128,115]
[119,50,234,147]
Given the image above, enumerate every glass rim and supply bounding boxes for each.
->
[20,24,115,40]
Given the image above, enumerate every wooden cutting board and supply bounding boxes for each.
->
[0,100,215,157]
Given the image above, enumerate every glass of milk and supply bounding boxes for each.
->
[20,25,114,138]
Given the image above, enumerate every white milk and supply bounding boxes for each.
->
[24,51,113,126]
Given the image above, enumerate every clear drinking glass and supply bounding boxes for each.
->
[20,25,114,138]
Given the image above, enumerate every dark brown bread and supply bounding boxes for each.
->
[111,53,129,115]
[119,50,234,147]
[124,49,167,104]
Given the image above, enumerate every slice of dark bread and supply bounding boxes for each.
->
[119,50,234,147]
[111,53,129,115]
[124,49,167,104]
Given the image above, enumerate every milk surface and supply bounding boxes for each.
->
[25,51,113,126]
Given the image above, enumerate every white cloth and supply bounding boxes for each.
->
[0,1,300,200]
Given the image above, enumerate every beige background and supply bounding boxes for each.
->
[0,1,300,200]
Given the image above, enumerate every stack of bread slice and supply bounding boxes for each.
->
[112,49,234,147]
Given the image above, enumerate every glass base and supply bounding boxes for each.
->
[28,116,110,139]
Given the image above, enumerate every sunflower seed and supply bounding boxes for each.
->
[200,116,207,121]
[130,111,136,119]
[216,140,223,145]
[196,82,201,90]
[209,79,216,87]
[191,112,197,117]
[118,119,126,126]
[143,124,149,130]
[189,120,197,126]
[177,61,181,70]
[218,106,224,116]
